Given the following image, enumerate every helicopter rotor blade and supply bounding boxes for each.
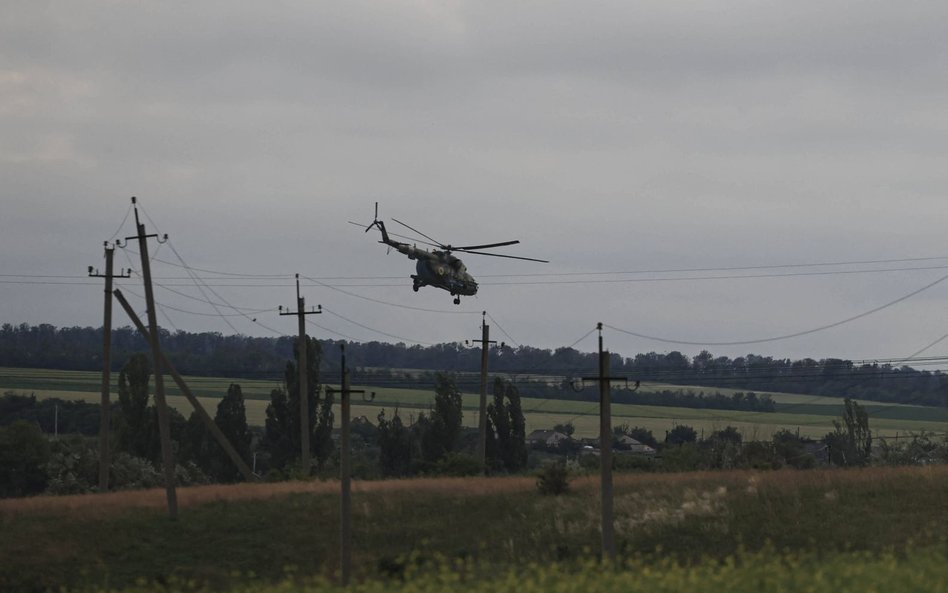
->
[388,231,440,248]
[350,219,380,234]
[453,240,521,251]
[453,249,549,263]
[391,218,445,248]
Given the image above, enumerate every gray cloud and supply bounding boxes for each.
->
[4,0,948,363]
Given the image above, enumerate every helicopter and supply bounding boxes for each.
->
[353,204,548,304]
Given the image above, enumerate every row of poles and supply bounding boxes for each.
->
[90,198,624,583]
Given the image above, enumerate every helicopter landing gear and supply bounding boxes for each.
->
[411,275,420,292]
[413,284,419,292]
[453,296,461,305]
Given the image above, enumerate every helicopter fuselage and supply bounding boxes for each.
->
[412,250,478,296]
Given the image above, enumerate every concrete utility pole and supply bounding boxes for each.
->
[467,312,499,472]
[577,323,635,562]
[122,196,177,519]
[88,243,130,492]
[279,274,321,473]
[331,344,371,587]
[113,289,257,482]
[598,325,615,562]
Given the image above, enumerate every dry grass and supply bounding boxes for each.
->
[0,475,539,517]
[5,464,946,518]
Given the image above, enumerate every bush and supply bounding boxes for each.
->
[536,461,570,495]
[0,421,50,497]
[44,436,98,495]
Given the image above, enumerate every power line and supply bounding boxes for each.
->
[302,274,480,315]
[97,252,948,280]
[321,307,434,346]
[480,264,948,285]
[106,201,134,241]
[485,312,520,347]
[480,254,948,278]
[12,262,948,288]
[164,241,240,334]
[605,272,948,347]
[304,317,359,342]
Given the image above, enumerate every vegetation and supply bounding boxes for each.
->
[535,460,570,495]
[0,421,50,497]
[3,467,948,592]
[3,323,947,407]
[25,549,948,593]
[486,378,528,472]
[264,336,333,473]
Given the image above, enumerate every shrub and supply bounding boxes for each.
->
[536,461,570,495]
[0,420,50,497]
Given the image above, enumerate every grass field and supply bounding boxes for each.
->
[3,466,948,592]
[3,366,948,439]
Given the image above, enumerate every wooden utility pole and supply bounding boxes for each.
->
[332,344,370,587]
[279,274,321,474]
[113,289,257,482]
[123,196,177,519]
[468,312,499,472]
[88,243,129,492]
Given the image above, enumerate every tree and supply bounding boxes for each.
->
[264,337,333,472]
[0,421,50,497]
[553,422,575,437]
[772,430,815,469]
[486,378,527,473]
[825,398,872,466]
[666,425,697,446]
[419,374,464,463]
[115,354,151,459]
[705,426,743,469]
[190,384,254,482]
[377,409,413,476]
[263,387,294,470]
[215,384,252,481]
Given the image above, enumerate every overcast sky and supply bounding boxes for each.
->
[4,0,948,365]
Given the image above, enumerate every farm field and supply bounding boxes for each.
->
[2,466,948,592]
[3,367,948,439]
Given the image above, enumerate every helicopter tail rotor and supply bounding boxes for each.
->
[364,202,380,233]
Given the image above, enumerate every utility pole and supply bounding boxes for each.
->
[88,243,130,492]
[331,344,371,587]
[597,324,615,562]
[279,274,321,474]
[121,196,178,519]
[466,312,500,472]
[577,323,637,562]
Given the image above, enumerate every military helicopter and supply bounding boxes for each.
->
[353,204,548,304]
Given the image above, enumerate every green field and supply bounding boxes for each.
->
[3,367,948,439]
[3,466,948,592]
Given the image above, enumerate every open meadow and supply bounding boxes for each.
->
[2,466,948,592]
[4,366,948,439]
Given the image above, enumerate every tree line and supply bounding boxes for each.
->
[2,323,947,407]
[0,338,530,496]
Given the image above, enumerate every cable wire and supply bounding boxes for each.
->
[106,201,134,241]
[605,272,948,347]
[302,275,480,315]
[485,312,521,347]
[321,307,434,346]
